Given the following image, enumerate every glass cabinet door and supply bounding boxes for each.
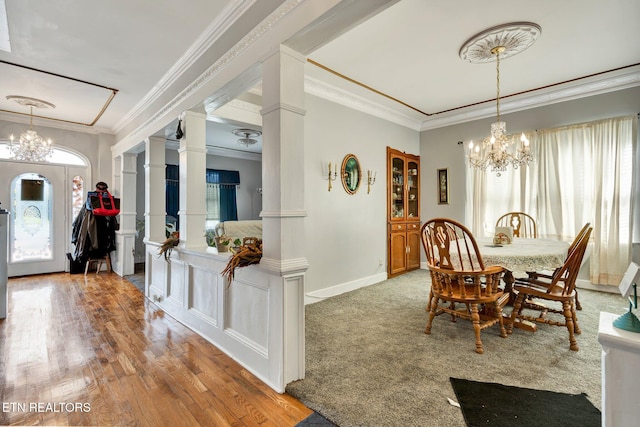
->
[391,156,404,218]
[406,160,419,218]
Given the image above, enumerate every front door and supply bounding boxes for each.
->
[0,163,67,276]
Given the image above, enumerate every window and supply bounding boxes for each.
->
[72,176,84,220]
[466,115,636,285]
[206,183,221,229]
[207,170,239,224]
[0,142,87,165]
[10,173,53,262]
[165,165,239,232]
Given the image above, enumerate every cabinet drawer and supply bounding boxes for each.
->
[389,223,406,232]
[406,222,420,230]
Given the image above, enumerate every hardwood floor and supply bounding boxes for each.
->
[0,272,313,426]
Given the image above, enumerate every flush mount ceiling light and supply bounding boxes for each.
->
[231,128,262,146]
[459,22,540,176]
[6,95,55,162]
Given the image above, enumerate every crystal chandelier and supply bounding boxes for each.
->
[459,23,541,176]
[7,96,55,162]
[231,128,262,147]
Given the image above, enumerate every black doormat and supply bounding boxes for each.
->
[295,411,337,426]
[450,377,601,427]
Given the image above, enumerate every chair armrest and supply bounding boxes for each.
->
[526,271,554,280]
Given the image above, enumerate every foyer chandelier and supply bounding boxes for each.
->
[7,95,55,162]
[459,23,540,176]
[231,128,262,146]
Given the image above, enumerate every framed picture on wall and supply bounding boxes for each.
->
[437,168,449,204]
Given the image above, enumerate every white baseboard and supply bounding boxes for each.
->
[304,272,388,305]
[576,279,618,294]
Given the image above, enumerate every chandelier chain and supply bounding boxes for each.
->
[465,43,533,176]
[495,50,501,123]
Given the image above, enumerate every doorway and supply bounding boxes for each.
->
[0,160,89,277]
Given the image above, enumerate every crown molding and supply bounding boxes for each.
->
[304,64,640,132]
[419,66,640,130]
[113,0,303,152]
[304,75,422,130]
[164,138,261,161]
[113,0,257,134]
[206,145,261,161]
[0,111,110,135]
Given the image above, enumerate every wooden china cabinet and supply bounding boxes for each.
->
[387,147,421,278]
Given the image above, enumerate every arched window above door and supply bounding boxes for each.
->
[0,142,87,166]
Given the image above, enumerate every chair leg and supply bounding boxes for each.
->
[575,289,582,310]
[425,297,438,335]
[470,304,483,354]
[571,301,581,335]
[507,293,525,334]
[84,259,90,275]
[425,290,434,314]
[562,300,579,351]
[494,301,507,338]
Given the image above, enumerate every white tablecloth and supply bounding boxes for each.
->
[477,237,569,273]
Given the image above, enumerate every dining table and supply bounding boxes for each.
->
[476,237,570,331]
[477,237,570,296]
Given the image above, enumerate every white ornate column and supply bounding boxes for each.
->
[178,111,207,249]
[598,311,640,427]
[112,152,137,276]
[261,45,308,384]
[144,137,167,244]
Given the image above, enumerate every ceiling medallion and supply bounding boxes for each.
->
[460,23,540,176]
[459,22,541,64]
[6,95,56,162]
[231,128,262,146]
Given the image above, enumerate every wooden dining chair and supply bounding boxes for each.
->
[496,212,537,238]
[526,222,591,310]
[507,226,592,351]
[421,218,509,354]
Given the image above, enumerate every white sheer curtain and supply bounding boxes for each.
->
[206,183,220,221]
[466,115,636,286]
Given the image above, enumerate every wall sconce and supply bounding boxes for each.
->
[326,161,337,191]
[367,170,377,194]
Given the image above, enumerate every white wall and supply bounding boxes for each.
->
[419,86,640,281]
[303,94,419,298]
[420,86,640,231]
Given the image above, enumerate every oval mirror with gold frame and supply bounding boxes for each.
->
[341,153,362,194]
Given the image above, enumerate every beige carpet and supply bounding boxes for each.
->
[286,269,623,427]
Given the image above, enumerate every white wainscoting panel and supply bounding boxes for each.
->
[225,276,269,356]
[168,259,186,306]
[189,266,219,325]
[147,250,168,302]
[143,244,302,392]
